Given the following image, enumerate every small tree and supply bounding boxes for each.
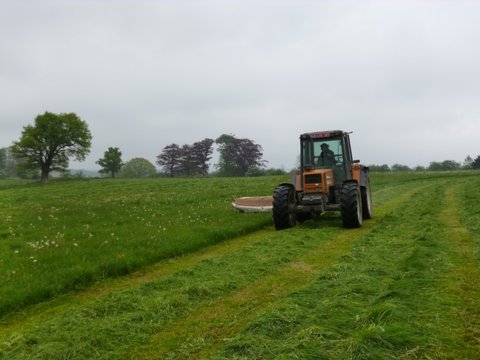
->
[0,148,6,178]
[368,164,391,172]
[191,138,214,176]
[10,112,92,181]
[463,155,474,169]
[156,143,182,177]
[391,164,411,172]
[472,155,480,169]
[120,158,157,178]
[178,144,196,176]
[215,134,237,176]
[428,161,443,171]
[96,147,123,178]
[428,160,461,171]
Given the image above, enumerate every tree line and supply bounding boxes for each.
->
[93,134,268,178]
[2,111,479,181]
[1,111,270,181]
[155,134,267,177]
[155,139,214,177]
[369,157,480,172]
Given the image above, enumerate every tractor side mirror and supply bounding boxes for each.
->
[353,159,360,163]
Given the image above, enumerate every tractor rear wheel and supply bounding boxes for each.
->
[273,185,296,230]
[361,178,373,220]
[340,182,363,228]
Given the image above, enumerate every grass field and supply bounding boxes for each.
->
[0,176,282,316]
[0,172,479,359]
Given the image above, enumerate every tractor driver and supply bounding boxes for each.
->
[318,143,336,167]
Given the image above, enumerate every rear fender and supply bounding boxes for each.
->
[291,169,302,192]
[352,164,369,187]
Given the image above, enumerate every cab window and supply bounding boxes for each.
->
[314,139,343,168]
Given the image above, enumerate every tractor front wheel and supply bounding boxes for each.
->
[273,185,296,230]
[340,182,363,228]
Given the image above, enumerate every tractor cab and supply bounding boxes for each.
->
[298,130,356,203]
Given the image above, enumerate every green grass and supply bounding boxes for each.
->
[0,172,479,359]
[213,174,480,359]
[0,176,286,316]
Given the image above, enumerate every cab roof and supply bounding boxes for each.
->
[300,130,346,140]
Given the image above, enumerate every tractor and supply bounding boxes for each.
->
[273,130,372,230]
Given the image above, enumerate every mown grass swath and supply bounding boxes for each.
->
[0,176,284,316]
[214,173,480,359]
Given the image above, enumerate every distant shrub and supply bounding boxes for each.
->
[368,164,391,172]
[246,167,288,177]
[119,158,157,178]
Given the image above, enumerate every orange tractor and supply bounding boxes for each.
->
[273,130,372,230]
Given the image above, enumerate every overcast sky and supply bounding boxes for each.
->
[1,0,479,171]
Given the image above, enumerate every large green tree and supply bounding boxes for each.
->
[96,147,123,178]
[215,134,237,176]
[11,112,92,181]
[191,138,214,176]
[156,143,182,177]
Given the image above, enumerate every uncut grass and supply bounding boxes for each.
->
[0,177,286,316]
[215,177,480,359]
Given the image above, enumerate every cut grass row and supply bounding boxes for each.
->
[131,186,421,359]
[211,179,480,359]
[1,172,479,359]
